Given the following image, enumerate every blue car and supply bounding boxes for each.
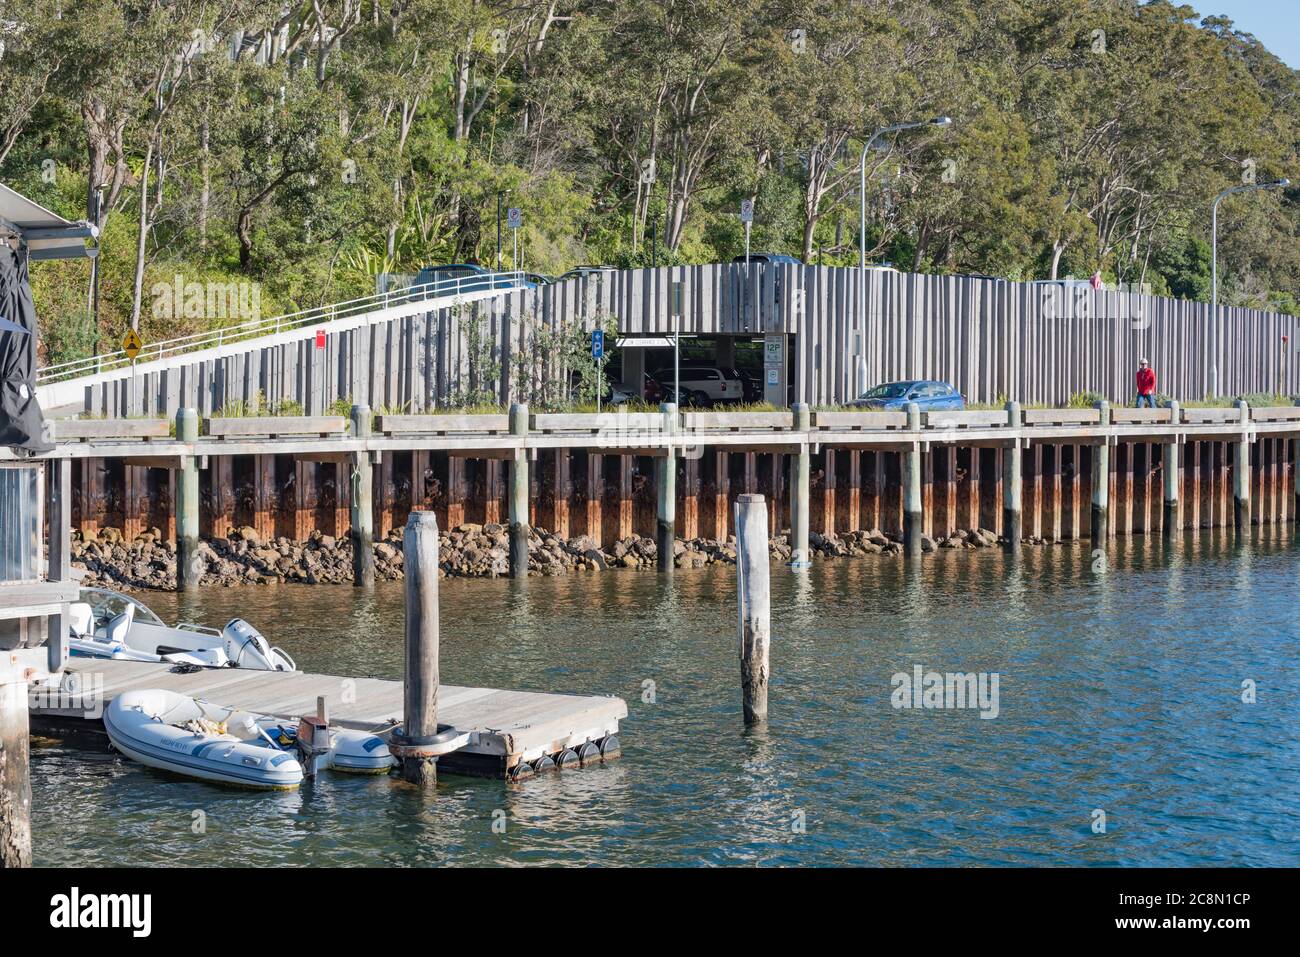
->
[409,263,534,299]
[849,379,964,411]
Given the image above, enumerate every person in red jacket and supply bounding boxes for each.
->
[1135,358,1156,408]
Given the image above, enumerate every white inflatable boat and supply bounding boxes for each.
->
[103,690,395,788]
[68,588,296,671]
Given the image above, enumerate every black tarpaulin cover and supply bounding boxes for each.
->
[0,242,52,454]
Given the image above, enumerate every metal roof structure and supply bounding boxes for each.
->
[0,183,97,261]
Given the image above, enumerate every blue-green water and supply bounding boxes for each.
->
[31,529,1300,866]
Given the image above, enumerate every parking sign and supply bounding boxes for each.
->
[591,328,604,359]
[507,207,522,229]
[740,199,754,223]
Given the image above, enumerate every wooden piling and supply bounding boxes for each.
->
[508,404,530,577]
[903,402,923,556]
[176,408,203,590]
[735,494,770,725]
[656,403,677,571]
[1091,400,1110,543]
[0,679,32,867]
[1002,401,1022,552]
[1164,401,1181,537]
[789,403,811,567]
[48,458,72,674]
[1234,400,1250,530]
[350,405,374,587]
[400,510,440,786]
[209,456,234,538]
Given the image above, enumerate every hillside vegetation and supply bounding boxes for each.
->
[1,0,1297,362]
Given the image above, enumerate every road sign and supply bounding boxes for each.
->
[591,328,604,359]
[740,199,754,223]
[507,207,522,230]
[121,328,143,360]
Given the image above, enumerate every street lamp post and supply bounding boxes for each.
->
[1209,177,1289,397]
[857,116,952,397]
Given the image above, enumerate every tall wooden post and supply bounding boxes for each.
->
[508,404,529,578]
[789,402,811,568]
[735,494,770,725]
[1091,400,1110,543]
[0,678,31,867]
[1163,401,1181,537]
[1002,400,1022,552]
[903,402,923,557]
[350,405,374,587]
[400,510,440,786]
[176,408,203,590]
[1234,399,1251,531]
[656,402,678,571]
[48,458,72,674]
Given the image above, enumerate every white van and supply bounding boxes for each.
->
[651,366,742,402]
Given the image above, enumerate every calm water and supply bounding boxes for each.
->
[31,528,1300,867]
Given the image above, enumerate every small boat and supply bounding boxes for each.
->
[103,689,396,788]
[68,588,296,671]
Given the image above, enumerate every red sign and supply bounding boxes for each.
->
[314,329,326,349]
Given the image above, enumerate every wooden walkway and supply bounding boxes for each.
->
[29,659,626,779]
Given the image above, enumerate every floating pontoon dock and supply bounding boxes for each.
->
[29,658,627,780]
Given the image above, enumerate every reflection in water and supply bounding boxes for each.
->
[30,531,1300,867]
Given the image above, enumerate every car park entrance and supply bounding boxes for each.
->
[611,334,794,407]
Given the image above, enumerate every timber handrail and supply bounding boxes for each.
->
[204,416,349,437]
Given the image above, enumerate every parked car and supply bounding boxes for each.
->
[410,263,534,298]
[849,380,964,411]
[729,367,764,402]
[651,365,744,403]
[732,252,803,265]
[556,265,616,282]
[525,272,554,286]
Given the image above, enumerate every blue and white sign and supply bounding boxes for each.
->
[507,207,522,229]
[590,328,604,359]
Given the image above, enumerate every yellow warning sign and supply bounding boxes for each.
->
[121,328,143,360]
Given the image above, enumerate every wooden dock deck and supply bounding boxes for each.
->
[29,659,627,779]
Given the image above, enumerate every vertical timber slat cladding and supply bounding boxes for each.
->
[255,454,277,542]
[209,456,234,538]
[70,266,1300,418]
[554,450,572,538]
[845,450,862,536]
[1219,441,1232,528]
[1062,445,1080,540]
[710,451,729,541]
[80,458,106,536]
[123,465,147,540]
[446,456,466,530]
[817,451,835,538]
[295,461,317,541]
[332,462,349,538]
[1027,445,1043,540]
[585,453,603,547]
[681,455,699,540]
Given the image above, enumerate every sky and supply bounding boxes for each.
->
[1199,0,1300,68]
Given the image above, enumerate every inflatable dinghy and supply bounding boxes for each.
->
[104,690,396,788]
[68,588,296,671]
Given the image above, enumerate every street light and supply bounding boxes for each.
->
[1209,177,1289,397]
[857,116,952,396]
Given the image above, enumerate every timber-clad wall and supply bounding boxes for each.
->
[84,265,1299,417]
[64,438,1297,549]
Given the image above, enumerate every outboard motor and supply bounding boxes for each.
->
[222,619,277,670]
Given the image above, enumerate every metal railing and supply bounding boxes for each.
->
[37,270,530,385]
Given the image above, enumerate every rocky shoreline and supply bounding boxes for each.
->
[70,522,1037,592]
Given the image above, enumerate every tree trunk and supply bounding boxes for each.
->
[130,141,154,330]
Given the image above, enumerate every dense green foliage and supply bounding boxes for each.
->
[1,0,1296,360]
